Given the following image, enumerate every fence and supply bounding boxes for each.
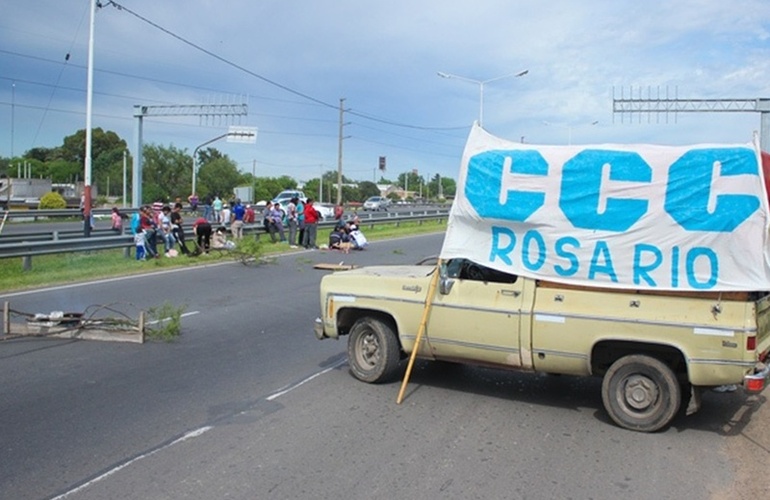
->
[0,210,449,270]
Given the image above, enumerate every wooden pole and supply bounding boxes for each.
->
[396,261,441,404]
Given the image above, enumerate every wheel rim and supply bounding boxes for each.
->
[355,329,380,369]
[621,374,659,412]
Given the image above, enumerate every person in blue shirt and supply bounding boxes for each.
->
[230,199,246,239]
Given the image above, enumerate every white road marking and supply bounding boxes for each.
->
[51,426,213,500]
[267,358,347,401]
[49,359,345,498]
[145,311,200,325]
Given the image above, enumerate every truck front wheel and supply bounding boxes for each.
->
[347,317,401,383]
[601,354,681,432]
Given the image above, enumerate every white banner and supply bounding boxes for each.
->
[440,124,770,291]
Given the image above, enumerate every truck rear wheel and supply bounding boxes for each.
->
[347,317,400,383]
[601,354,681,432]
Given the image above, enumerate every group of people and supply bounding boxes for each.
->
[128,194,367,259]
[187,193,257,230]
[328,216,368,253]
[130,203,191,260]
[262,197,322,249]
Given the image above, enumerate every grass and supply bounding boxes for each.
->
[0,219,446,292]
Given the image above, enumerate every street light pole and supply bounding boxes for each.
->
[437,69,528,126]
[191,130,255,196]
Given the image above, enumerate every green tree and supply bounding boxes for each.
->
[358,181,380,200]
[47,159,82,183]
[58,128,128,197]
[142,144,192,203]
[198,157,243,200]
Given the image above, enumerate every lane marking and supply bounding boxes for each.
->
[49,359,345,498]
[51,426,213,500]
[145,311,200,325]
[266,358,347,401]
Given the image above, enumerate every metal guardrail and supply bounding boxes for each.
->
[0,210,448,270]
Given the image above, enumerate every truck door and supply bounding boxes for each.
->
[427,259,525,367]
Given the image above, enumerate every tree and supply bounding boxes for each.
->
[358,181,380,200]
[58,128,128,197]
[197,157,243,200]
[142,144,192,203]
[397,171,425,195]
[47,159,82,183]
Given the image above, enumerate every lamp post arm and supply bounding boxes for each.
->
[191,132,231,197]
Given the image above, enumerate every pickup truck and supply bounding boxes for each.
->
[314,258,770,432]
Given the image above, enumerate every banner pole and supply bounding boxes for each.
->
[397,260,441,404]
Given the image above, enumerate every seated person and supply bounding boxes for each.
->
[329,226,352,253]
[212,227,236,250]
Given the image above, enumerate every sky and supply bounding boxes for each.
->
[2,0,770,184]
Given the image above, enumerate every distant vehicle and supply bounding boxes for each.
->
[271,190,306,207]
[315,203,335,220]
[362,196,390,211]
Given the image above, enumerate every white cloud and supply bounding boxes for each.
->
[1,0,770,181]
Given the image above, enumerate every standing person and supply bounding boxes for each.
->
[192,217,212,254]
[221,203,231,227]
[303,198,320,249]
[187,192,199,215]
[334,202,344,222]
[151,197,164,222]
[170,202,190,255]
[230,199,245,239]
[212,195,223,224]
[286,197,299,248]
[134,231,147,261]
[110,207,123,233]
[296,197,306,249]
[202,194,213,222]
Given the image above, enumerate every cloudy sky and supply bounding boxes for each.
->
[2,0,770,183]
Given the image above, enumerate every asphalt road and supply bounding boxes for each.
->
[0,232,762,499]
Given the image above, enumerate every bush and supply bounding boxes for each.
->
[39,192,67,209]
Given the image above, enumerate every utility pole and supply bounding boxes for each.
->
[83,0,96,237]
[122,150,127,207]
[336,98,345,205]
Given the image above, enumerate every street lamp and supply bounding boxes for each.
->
[543,120,599,145]
[191,130,256,196]
[437,69,528,126]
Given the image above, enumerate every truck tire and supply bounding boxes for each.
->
[601,354,681,432]
[347,317,400,383]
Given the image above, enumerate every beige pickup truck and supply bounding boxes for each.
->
[314,258,770,432]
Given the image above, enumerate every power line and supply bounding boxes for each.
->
[103,1,466,133]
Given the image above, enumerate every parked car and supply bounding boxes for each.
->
[315,203,335,220]
[271,190,306,207]
[363,196,390,211]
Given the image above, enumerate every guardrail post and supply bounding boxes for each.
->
[22,255,31,271]
[53,231,59,241]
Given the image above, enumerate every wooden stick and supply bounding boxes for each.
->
[396,260,441,404]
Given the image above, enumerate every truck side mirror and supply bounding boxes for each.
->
[438,262,454,295]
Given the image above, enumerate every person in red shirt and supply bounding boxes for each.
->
[192,217,212,254]
[302,198,320,249]
[244,204,255,223]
